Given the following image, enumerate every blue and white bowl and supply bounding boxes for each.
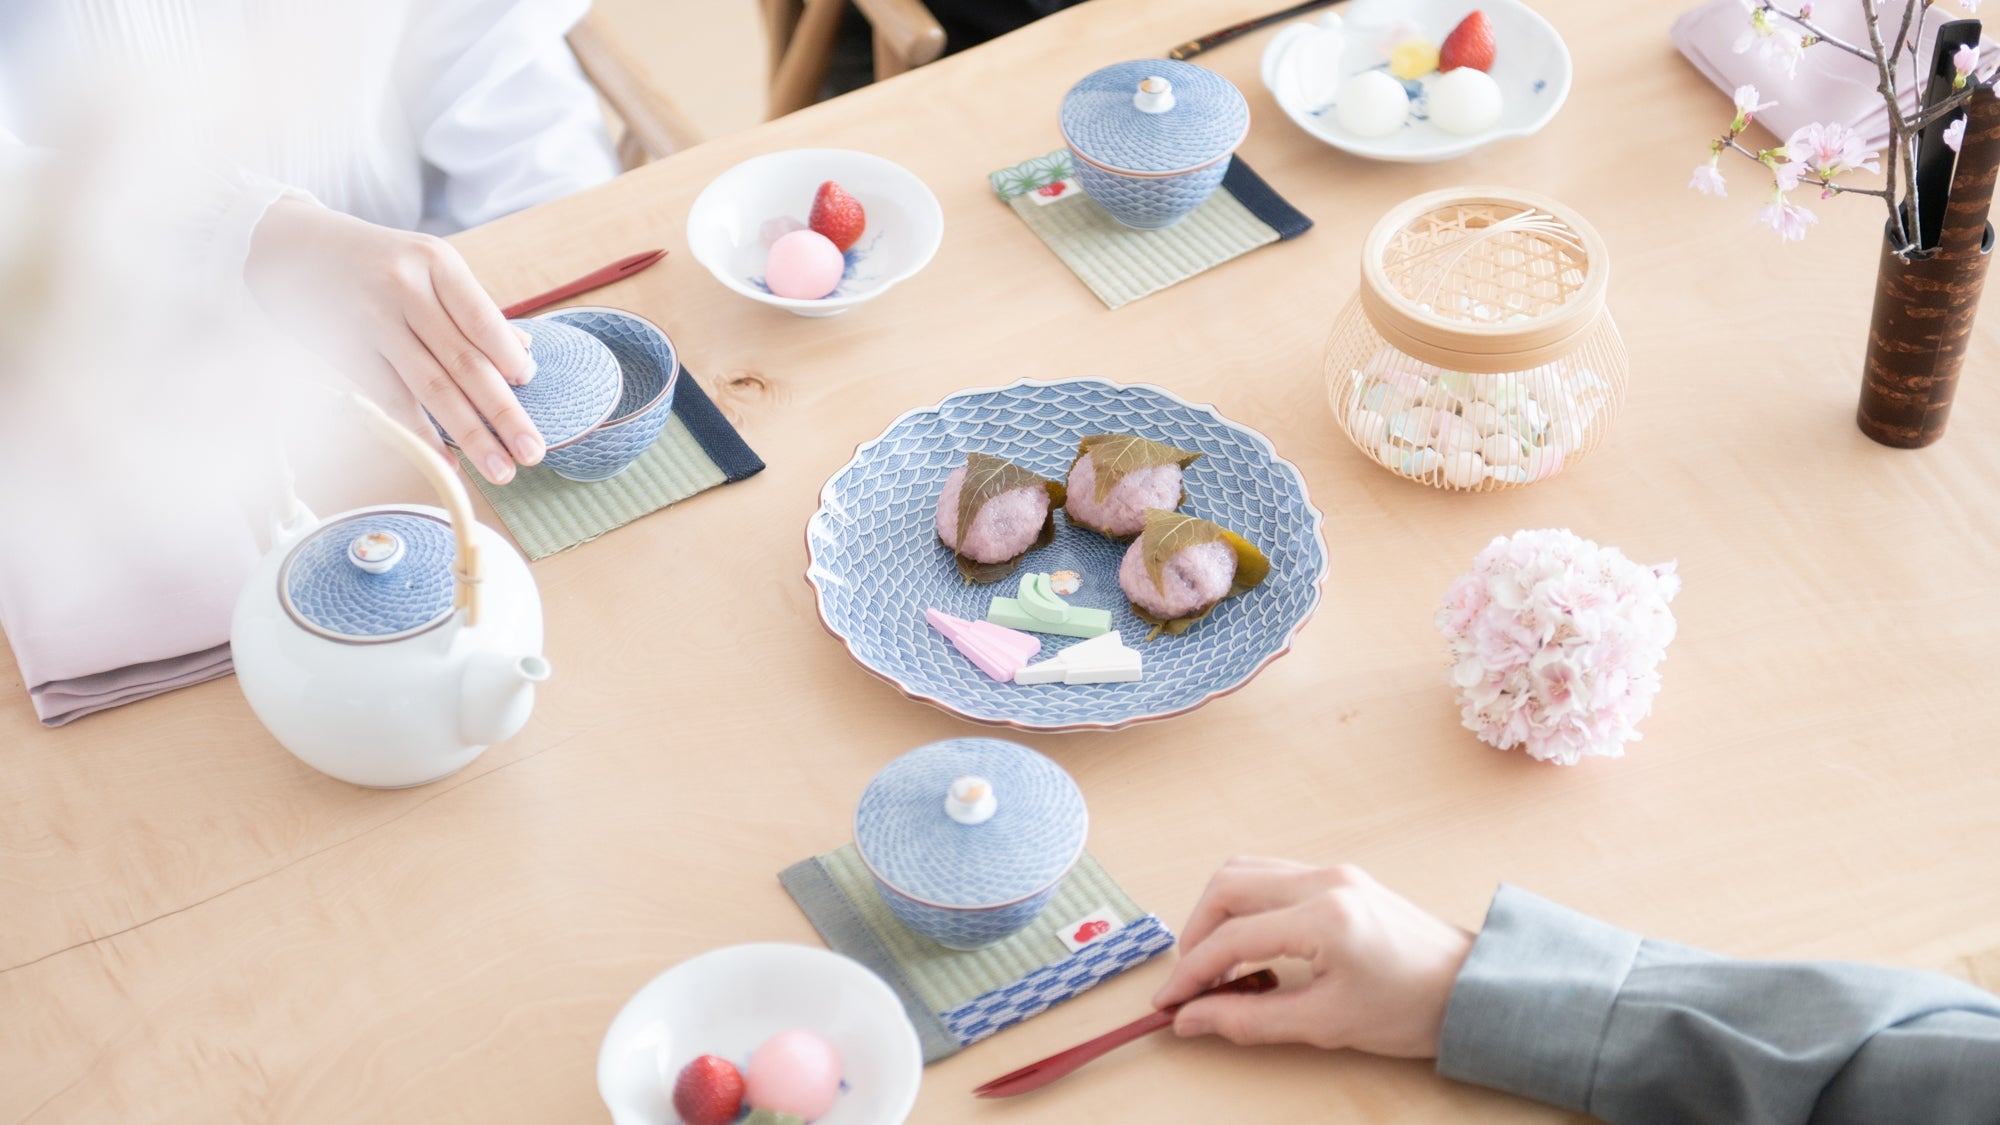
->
[429,317,622,465]
[806,378,1329,733]
[1060,59,1250,229]
[855,739,1087,950]
[536,306,680,482]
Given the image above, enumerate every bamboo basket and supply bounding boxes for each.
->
[1325,187,1627,491]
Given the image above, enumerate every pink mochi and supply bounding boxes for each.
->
[1065,452,1184,538]
[765,229,844,299]
[746,1029,842,1120]
[1118,537,1236,619]
[934,464,1051,564]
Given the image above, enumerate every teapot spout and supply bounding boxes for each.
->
[458,650,551,747]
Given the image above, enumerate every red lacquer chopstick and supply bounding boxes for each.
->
[972,969,1280,1098]
[500,248,667,318]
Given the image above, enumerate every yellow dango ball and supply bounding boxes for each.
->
[1389,37,1439,80]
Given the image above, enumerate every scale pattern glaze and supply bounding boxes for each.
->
[1060,59,1248,174]
[857,739,1084,904]
[806,378,1327,731]
[281,511,457,640]
[427,318,621,450]
[538,307,681,481]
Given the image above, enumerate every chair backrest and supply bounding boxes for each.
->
[568,8,705,168]
[763,0,945,119]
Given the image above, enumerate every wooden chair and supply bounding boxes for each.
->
[762,0,947,119]
[567,8,706,169]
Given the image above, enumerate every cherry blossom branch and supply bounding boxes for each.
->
[1864,1,1918,248]
[1763,3,1877,62]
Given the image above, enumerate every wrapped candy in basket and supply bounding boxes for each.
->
[1325,187,1629,491]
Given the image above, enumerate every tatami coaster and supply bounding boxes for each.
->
[780,844,1176,1064]
[989,149,1312,309]
[457,372,764,560]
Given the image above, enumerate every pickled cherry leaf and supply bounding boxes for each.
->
[1131,508,1271,637]
[1072,433,1202,503]
[947,452,1066,585]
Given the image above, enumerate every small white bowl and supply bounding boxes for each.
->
[686,148,944,317]
[597,943,921,1125]
[1259,0,1572,164]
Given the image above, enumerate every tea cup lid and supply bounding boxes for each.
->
[428,318,622,450]
[279,509,459,643]
[1059,58,1250,176]
[854,738,1088,910]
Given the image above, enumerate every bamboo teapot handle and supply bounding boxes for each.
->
[346,395,485,627]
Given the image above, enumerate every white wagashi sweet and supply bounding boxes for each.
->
[1337,70,1411,138]
[1427,67,1503,135]
[1525,444,1566,481]
[1464,401,1504,435]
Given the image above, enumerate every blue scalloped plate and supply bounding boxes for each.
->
[806,378,1328,732]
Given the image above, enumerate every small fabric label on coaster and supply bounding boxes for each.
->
[1056,907,1123,953]
[1028,179,1080,206]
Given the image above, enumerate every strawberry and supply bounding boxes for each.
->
[672,1055,745,1125]
[1439,10,1496,73]
[808,181,866,252]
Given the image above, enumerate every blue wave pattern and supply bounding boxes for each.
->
[539,308,680,482]
[282,512,457,640]
[807,379,1326,730]
[942,914,1177,1044]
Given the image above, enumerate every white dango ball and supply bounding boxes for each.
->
[1428,67,1503,135]
[1337,71,1411,138]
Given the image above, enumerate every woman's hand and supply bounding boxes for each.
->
[1153,858,1475,1058]
[246,196,541,484]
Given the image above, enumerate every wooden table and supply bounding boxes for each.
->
[8,1,2000,1120]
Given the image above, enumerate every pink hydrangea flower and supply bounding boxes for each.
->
[1946,117,1967,153]
[1435,529,1680,766]
[1688,161,1727,196]
[1776,121,1881,190]
[1758,193,1819,241]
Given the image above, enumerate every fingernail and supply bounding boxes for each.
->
[517,357,536,383]
[514,433,544,465]
[485,454,514,484]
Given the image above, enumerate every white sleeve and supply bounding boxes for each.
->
[398,0,621,232]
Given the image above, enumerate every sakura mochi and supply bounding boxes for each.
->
[764,229,844,299]
[1062,433,1202,539]
[1117,509,1271,636]
[935,453,1065,582]
[746,1028,843,1121]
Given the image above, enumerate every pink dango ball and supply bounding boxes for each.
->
[764,229,845,299]
[746,1029,842,1120]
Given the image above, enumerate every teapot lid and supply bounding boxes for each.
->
[279,509,459,643]
[1059,59,1249,176]
[853,738,1088,909]
[427,318,623,451]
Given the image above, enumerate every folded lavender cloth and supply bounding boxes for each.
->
[1672,0,1965,149]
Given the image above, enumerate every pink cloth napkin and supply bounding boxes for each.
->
[1672,0,1962,149]
[0,405,264,726]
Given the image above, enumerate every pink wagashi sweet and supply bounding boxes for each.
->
[925,609,1040,682]
[765,229,845,299]
[746,1029,843,1121]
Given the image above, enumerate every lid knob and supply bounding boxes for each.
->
[347,530,405,575]
[1133,76,1176,114]
[945,775,998,825]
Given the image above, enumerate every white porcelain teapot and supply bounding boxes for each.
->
[231,396,549,788]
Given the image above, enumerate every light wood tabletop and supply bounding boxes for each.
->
[7,0,2000,1121]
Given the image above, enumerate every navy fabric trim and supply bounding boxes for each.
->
[777,858,962,1063]
[671,370,766,483]
[1223,157,1313,241]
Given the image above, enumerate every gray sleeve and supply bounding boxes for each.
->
[1436,885,2000,1125]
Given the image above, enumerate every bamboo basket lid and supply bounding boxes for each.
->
[1357,186,1610,375]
